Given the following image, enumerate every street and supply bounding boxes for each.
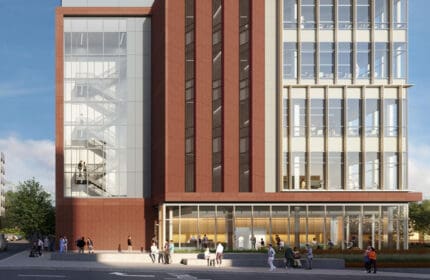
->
[1,269,429,280]
[0,240,31,261]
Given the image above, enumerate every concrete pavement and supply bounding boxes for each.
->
[0,250,429,279]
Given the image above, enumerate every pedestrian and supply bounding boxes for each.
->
[202,234,209,249]
[260,238,265,249]
[127,235,132,252]
[305,244,313,270]
[284,246,294,269]
[150,242,158,263]
[87,237,94,254]
[293,247,302,268]
[204,247,211,266]
[267,244,276,271]
[37,238,43,256]
[59,236,64,253]
[215,242,224,266]
[78,160,83,178]
[43,236,50,252]
[250,235,256,250]
[164,240,170,264]
[368,247,377,273]
[169,240,175,261]
[364,246,371,272]
[77,236,85,254]
[63,236,68,252]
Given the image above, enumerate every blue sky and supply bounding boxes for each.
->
[0,0,428,198]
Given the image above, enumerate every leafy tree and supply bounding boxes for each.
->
[409,200,430,242]
[4,178,55,238]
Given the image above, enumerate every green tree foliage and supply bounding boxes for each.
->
[409,200,430,237]
[4,178,55,237]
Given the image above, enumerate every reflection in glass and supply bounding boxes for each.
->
[356,43,370,79]
[375,43,389,79]
[328,153,343,190]
[357,0,370,29]
[384,153,398,190]
[283,43,298,79]
[365,99,380,137]
[301,0,316,29]
[347,99,361,137]
[319,0,334,29]
[292,152,306,189]
[283,0,297,29]
[385,99,398,137]
[338,43,352,79]
[301,43,315,79]
[393,0,407,29]
[347,152,361,190]
[328,99,343,136]
[310,99,324,137]
[310,153,324,189]
[338,0,352,29]
[292,99,306,137]
[319,43,334,79]
[365,153,379,189]
[393,43,407,79]
[375,0,389,29]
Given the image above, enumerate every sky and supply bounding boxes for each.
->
[0,0,429,199]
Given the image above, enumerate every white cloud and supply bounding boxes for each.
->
[409,143,430,200]
[0,136,54,196]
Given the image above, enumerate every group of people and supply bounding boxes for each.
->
[363,246,377,273]
[29,236,54,257]
[203,242,224,266]
[76,236,94,254]
[267,243,314,271]
[149,239,174,264]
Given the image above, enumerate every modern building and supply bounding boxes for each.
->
[56,0,421,251]
[0,152,5,216]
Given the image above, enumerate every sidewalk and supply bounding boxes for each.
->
[0,250,429,279]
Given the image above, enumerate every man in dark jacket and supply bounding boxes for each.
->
[284,246,294,269]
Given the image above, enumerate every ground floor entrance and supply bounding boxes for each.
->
[159,203,409,250]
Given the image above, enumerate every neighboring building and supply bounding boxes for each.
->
[56,0,421,251]
[0,152,5,216]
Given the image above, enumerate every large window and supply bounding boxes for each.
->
[239,0,250,192]
[384,99,398,137]
[320,43,334,79]
[365,99,380,137]
[328,99,343,136]
[292,152,306,189]
[310,99,324,137]
[347,99,361,137]
[301,43,315,79]
[301,0,316,29]
[284,43,298,79]
[347,152,361,190]
[375,0,389,29]
[365,152,379,190]
[185,0,195,192]
[283,0,297,29]
[357,43,371,79]
[213,0,223,192]
[357,0,370,29]
[292,99,306,137]
[338,43,352,79]
[338,0,352,29]
[384,153,398,190]
[319,0,334,29]
[310,153,324,189]
[393,43,407,79]
[63,17,150,198]
[393,0,407,29]
[328,153,343,190]
[375,43,389,79]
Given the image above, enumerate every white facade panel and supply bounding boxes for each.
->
[347,138,361,152]
[309,138,325,152]
[365,138,380,152]
[384,138,399,152]
[328,138,343,152]
[291,138,306,152]
[301,30,316,42]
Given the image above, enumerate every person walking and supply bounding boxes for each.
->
[305,244,313,270]
[215,242,224,266]
[267,244,276,271]
[43,236,50,252]
[164,240,170,264]
[368,247,377,273]
[150,242,158,263]
[127,235,132,252]
[77,237,85,254]
[364,246,371,272]
[87,237,94,254]
[284,246,294,269]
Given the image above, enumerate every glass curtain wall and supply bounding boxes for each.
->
[375,0,389,29]
[239,0,250,192]
[338,0,352,29]
[163,204,408,250]
[63,17,149,198]
[213,0,223,192]
[283,0,297,29]
[185,0,195,192]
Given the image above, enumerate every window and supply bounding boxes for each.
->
[284,43,298,79]
[393,0,407,29]
[328,99,343,136]
[375,0,389,29]
[292,99,306,137]
[320,43,334,79]
[347,152,361,190]
[347,99,361,137]
[338,0,352,29]
[357,0,370,29]
[375,43,389,79]
[301,43,315,79]
[393,43,407,79]
[338,43,352,79]
[310,153,324,189]
[328,152,343,189]
[310,99,324,137]
[365,152,379,189]
[365,99,380,137]
[301,0,316,29]
[292,152,306,189]
[356,43,370,79]
[384,99,398,137]
[384,153,398,190]
[283,0,297,29]
[319,0,334,29]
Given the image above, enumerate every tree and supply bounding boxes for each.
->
[4,178,55,238]
[409,200,430,242]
